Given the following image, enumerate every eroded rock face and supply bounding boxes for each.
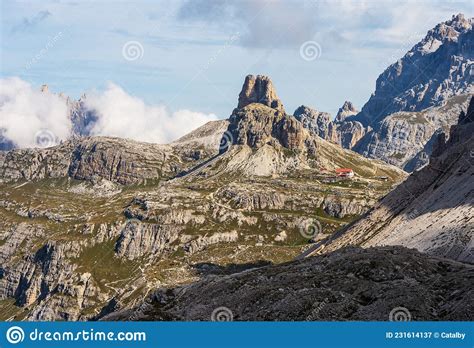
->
[331,15,474,171]
[183,231,238,254]
[293,106,334,141]
[0,137,190,185]
[353,95,471,170]
[238,75,285,112]
[322,196,373,219]
[0,144,73,182]
[225,76,312,153]
[68,138,178,185]
[292,104,365,149]
[216,184,286,211]
[115,223,181,260]
[336,121,366,149]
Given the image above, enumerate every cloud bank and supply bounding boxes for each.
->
[0,77,71,148]
[0,78,218,148]
[83,83,218,144]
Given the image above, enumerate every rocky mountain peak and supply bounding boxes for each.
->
[343,15,473,171]
[293,105,334,141]
[335,101,358,123]
[413,13,472,55]
[354,14,473,126]
[238,75,285,112]
[221,76,309,153]
[443,13,471,34]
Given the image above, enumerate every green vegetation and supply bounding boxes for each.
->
[73,241,141,291]
[390,152,406,160]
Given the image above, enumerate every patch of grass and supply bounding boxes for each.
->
[0,299,24,321]
[73,241,141,291]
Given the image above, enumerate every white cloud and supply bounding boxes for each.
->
[0,77,71,148]
[0,78,218,148]
[82,83,218,144]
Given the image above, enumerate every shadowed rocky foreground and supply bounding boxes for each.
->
[105,246,473,321]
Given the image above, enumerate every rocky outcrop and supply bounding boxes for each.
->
[336,120,366,149]
[106,246,474,321]
[322,196,373,219]
[0,220,121,320]
[226,103,309,151]
[68,137,179,185]
[335,101,358,123]
[183,231,239,254]
[0,137,190,185]
[216,184,286,211]
[293,106,334,141]
[1,240,99,320]
[115,222,181,260]
[0,143,73,182]
[221,76,320,158]
[292,104,365,149]
[238,75,285,112]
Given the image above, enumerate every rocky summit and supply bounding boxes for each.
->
[225,76,312,154]
[335,14,474,171]
[238,74,285,112]
[335,101,358,123]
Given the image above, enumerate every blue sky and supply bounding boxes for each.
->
[1,0,472,118]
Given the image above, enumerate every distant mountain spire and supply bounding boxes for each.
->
[335,101,358,123]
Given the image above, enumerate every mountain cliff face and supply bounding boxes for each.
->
[293,105,335,142]
[353,94,471,170]
[0,137,186,185]
[356,13,473,125]
[341,14,473,171]
[293,102,366,149]
[305,96,474,263]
